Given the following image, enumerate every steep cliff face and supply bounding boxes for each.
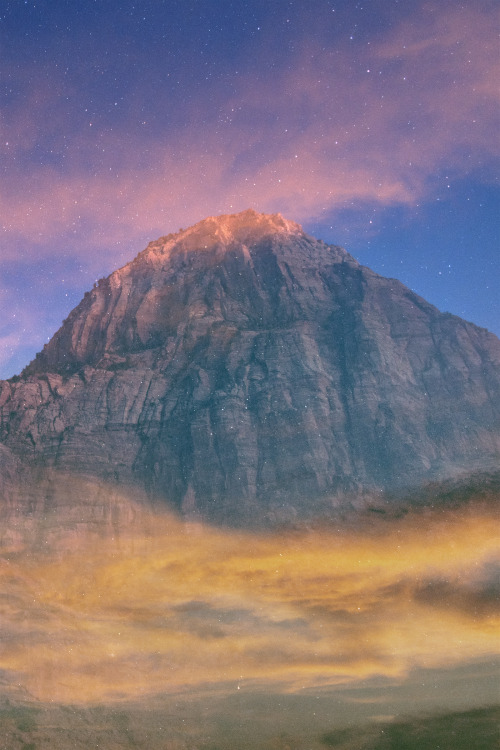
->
[1,209,499,524]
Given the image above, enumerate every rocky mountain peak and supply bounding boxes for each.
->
[178,208,302,247]
[2,211,499,525]
[120,209,306,274]
[143,208,302,257]
[23,210,346,375]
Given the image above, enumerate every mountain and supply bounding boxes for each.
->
[1,209,499,525]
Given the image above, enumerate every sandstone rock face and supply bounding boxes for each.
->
[1,210,499,524]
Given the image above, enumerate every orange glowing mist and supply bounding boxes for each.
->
[0,497,498,704]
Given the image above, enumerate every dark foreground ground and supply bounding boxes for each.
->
[0,699,498,750]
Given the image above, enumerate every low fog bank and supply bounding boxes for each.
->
[0,491,498,697]
[0,477,498,747]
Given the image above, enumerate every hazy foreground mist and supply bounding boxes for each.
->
[0,487,498,747]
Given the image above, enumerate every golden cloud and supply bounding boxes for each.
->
[0,494,498,704]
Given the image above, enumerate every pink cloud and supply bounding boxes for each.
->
[0,2,497,266]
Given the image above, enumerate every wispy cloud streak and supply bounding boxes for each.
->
[1,4,497,256]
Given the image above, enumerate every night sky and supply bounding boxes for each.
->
[1,0,498,379]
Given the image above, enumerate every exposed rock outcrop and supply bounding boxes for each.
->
[1,209,499,525]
